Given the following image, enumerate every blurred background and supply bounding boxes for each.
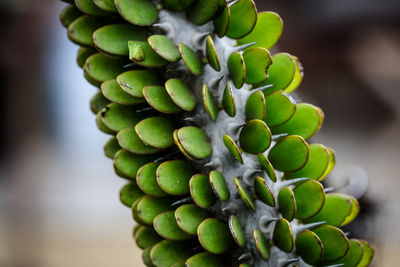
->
[0,0,399,266]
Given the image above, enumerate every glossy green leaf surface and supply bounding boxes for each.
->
[254,176,275,207]
[129,41,169,68]
[148,35,181,62]
[187,0,219,25]
[202,84,219,121]
[101,103,147,132]
[226,0,257,39]
[190,174,217,208]
[293,180,325,220]
[136,196,173,225]
[223,135,243,164]
[117,127,163,154]
[68,15,107,47]
[143,86,182,113]
[154,211,192,240]
[357,240,375,267]
[228,215,246,248]
[178,127,212,159]
[84,53,127,82]
[331,239,364,267]
[273,218,294,253]
[277,186,296,221]
[150,240,193,267]
[185,252,224,267]
[119,181,144,207]
[175,204,208,235]
[163,0,195,11]
[90,91,110,114]
[312,225,350,263]
[135,116,175,148]
[239,119,271,154]
[115,0,158,26]
[234,177,255,210]
[59,5,82,28]
[137,162,167,197]
[209,171,230,202]
[165,79,196,111]
[227,51,246,89]
[135,226,162,249]
[205,35,221,71]
[117,70,161,98]
[156,160,193,195]
[253,229,270,260]
[197,218,233,254]
[74,0,110,16]
[245,91,266,121]
[113,149,157,179]
[295,230,323,265]
[264,90,296,127]
[257,153,277,182]
[101,79,145,105]
[243,47,272,84]
[77,47,97,68]
[93,0,118,12]
[104,136,121,159]
[222,82,236,117]
[213,0,230,37]
[179,43,203,75]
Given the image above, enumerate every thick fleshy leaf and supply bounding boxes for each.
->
[142,246,155,267]
[245,91,266,121]
[134,226,162,249]
[198,218,234,254]
[293,180,325,220]
[234,177,255,210]
[101,103,148,132]
[143,86,182,113]
[101,79,145,105]
[115,0,158,26]
[95,111,115,134]
[253,229,270,260]
[239,119,271,154]
[226,0,257,39]
[129,41,169,68]
[74,0,110,16]
[173,130,199,161]
[117,127,163,154]
[117,70,161,98]
[137,162,167,197]
[93,0,117,12]
[185,252,224,267]
[273,218,294,253]
[331,239,364,267]
[84,53,127,82]
[190,174,217,208]
[222,82,236,117]
[179,43,203,75]
[165,79,197,112]
[213,0,230,37]
[59,5,82,28]
[228,215,246,248]
[178,127,212,159]
[254,176,275,207]
[77,47,97,68]
[113,149,157,179]
[209,170,230,201]
[156,160,193,195]
[150,240,193,267]
[227,51,246,89]
[93,24,147,56]
[90,91,110,114]
[295,230,323,265]
[148,35,181,62]
[205,35,221,71]
[312,225,350,263]
[186,0,219,26]
[271,103,324,140]
[307,193,354,227]
[175,204,208,235]
[136,196,174,225]
[268,135,309,172]
[257,153,277,182]
[243,47,272,84]
[163,0,195,11]
[223,135,243,164]
[277,186,296,221]
[104,136,121,159]
[341,195,360,227]
[202,84,219,121]
[284,55,303,94]
[68,15,107,47]
[154,211,192,240]
[135,116,174,149]
[264,90,296,127]
[237,11,283,50]
[357,240,374,267]
[119,181,144,207]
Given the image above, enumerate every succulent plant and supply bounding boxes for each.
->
[59,0,374,266]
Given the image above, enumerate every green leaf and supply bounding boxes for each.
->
[213,1,230,37]
[223,135,243,164]
[264,90,296,127]
[273,218,294,253]
[84,53,127,83]
[227,51,246,89]
[101,103,148,132]
[209,170,230,202]
[175,204,208,235]
[254,176,275,207]
[312,225,350,263]
[177,127,213,159]
[186,0,219,26]
[117,127,163,154]
[237,11,283,50]
[143,86,182,113]
[119,181,144,207]
[357,240,374,267]
[74,0,110,16]
[104,136,121,159]
[295,230,323,265]
[253,229,270,260]
[93,0,118,12]
[115,0,158,26]
[198,218,234,254]
[129,40,169,68]
[137,162,167,197]
[59,5,82,28]
[226,0,257,39]
[165,79,197,112]
[134,226,162,249]
[113,149,157,179]
[234,177,255,210]
[154,211,192,240]
[148,35,181,62]
[101,79,145,105]
[268,135,309,172]
[156,160,194,195]
[222,82,236,117]
[245,91,266,121]
[185,252,224,267]
[190,174,217,208]
[117,70,161,98]
[277,186,296,221]
[162,0,195,11]
[202,84,219,121]
[205,35,221,71]
[150,240,193,267]
[68,15,107,47]
[228,215,246,248]
[239,119,271,154]
[293,180,325,220]
[331,239,365,267]
[243,47,272,84]
[135,116,175,149]
[136,196,174,225]
[257,153,277,182]
[179,43,204,75]
[90,91,110,114]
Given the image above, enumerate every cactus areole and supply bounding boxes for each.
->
[59,0,374,266]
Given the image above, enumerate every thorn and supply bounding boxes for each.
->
[253,84,274,92]
[188,244,203,254]
[324,187,335,193]
[192,32,211,50]
[258,214,278,233]
[135,107,153,113]
[155,151,180,162]
[272,133,288,140]
[279,177,309,187]
[279,258,299,267]
[293,221,325,234]
[123,62,136,68]
[228,0,239,7]
[237,251,253,262]
[210,75,225,90]
[344,232,350,237]
[243,169,262,186]
[232,42,257,52]
[171,197,194,207]
[153,22,176,38]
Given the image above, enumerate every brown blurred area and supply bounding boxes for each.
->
[1,0,399,266]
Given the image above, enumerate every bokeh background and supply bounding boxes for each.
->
[1,0,399,266]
